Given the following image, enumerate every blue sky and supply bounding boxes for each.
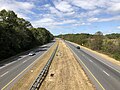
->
[0,0,120,35]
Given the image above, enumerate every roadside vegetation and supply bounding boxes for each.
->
[0,9,53,61]
[58,31,120,61]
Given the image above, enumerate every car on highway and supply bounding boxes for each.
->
[28,51,36,56]
[76,46,80,49]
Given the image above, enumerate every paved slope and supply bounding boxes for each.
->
[0,41,55,89]
[66,41,120,90]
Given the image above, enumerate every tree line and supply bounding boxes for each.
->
[0,9,53,61]
[58,31,120,61]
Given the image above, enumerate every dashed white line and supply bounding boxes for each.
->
[0,71,9,77]
[103,70,110,76]
[0,57,24,70]
[0,61,17,70]
[99,59,120,74]
[82,54,85,56]
[22,60,27,63]
[89,59,93,62]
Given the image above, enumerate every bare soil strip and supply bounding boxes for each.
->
[70,41,120,66]
[11,42,58,90]
[40,40,94,90]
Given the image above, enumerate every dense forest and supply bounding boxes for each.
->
[58,31,120,61]
[0,9,53,61]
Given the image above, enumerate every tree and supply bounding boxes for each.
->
[0,9,53,61]
[95,31,103,35]
[89,32,103,50]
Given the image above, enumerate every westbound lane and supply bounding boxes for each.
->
[0,41,55,89]
[66,41,120,90]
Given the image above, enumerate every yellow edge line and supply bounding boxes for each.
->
[1,42,56,90]
[66,42,105,90]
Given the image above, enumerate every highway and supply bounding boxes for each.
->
[0,41,55,90]
[66,41,120,90]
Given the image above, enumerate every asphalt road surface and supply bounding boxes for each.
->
[66,41,120,90]
[0,41,55,90]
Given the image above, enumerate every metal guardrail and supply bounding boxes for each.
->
[30,44,58,90]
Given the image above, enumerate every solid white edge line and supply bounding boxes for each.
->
[65,41,105,90]
[67,41,120,74]
[1,42,56,90]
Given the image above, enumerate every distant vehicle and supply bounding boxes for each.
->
[28,51,36,56]
[76,46,80,49]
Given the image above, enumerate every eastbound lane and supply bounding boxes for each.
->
[66,41,120,90]
[0,41,55,89]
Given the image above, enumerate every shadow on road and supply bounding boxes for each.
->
[0,46,48,68]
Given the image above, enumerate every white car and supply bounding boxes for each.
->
[28,51,36,56]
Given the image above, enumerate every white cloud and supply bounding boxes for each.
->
[32,17,78,28]
[77,9,102,18]
[1,0,120,33]
[117,26,120,29]
[0,0,35,19]
[88,15,120,22]
[17,13,31,20]
[71,0,97,10]
[60,19,76,24]
[54,1,73,12]
[99,15,120,22]
[73,22,91,26]
[37,18,54,23]
[107,3,120,14]
[49,7,62,17]
[87,17,99,22]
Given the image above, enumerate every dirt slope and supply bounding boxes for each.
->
[40,40,94,90]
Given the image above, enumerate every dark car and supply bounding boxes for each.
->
[28,51,36,56]
[76,46,80,49]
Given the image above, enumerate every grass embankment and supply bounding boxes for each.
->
[40,40,94,90]
[11,41,58,90]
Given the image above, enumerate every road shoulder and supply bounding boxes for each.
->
[10,42,58,90]
[68,41,120,66]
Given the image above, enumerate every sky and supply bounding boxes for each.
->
[0,0,120,35]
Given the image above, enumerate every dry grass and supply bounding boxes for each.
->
[11,42,58,90]
[40,40,94,90]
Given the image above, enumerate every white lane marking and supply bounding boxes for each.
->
[0,61,17,70]
[89,59,93,62]
[10,57,32,71]
[20,55,27,58]
[82,54,85,56]
[71,41,120,74]
[103,70,110,76]
[1,42,55,90]
[66,42,105,90]
[0,66,6,69]
[0,57,26,70]
[22,60,27,63]
[100,60,120,74]
[0,71,9,77]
